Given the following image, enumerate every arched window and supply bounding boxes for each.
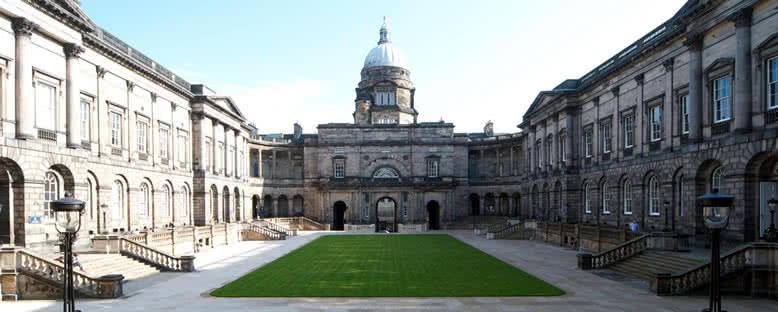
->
[711,167,722,193]
[584,183,591,214]
[139,183,150,216]
[180,187,188,217]
[649,176,659,215]
[112,180,123,219]
[44,172,59,219]
[87,178,95,220]
[601,182,609,214]
[161,185,170,217]
[373,167,400,178]
[623,180,632,215]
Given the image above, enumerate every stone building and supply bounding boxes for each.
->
[1,0,777,252]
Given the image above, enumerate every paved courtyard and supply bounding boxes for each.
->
[4,231,775,311]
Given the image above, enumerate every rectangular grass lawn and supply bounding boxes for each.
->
[210,234,564,297]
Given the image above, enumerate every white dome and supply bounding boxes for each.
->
[363,17,408,70]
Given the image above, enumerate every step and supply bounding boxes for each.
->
[626,256,695,273]
[642,252,702,267]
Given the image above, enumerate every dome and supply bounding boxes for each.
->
[363,17,408,70]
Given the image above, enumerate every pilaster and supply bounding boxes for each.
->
[64,43,85,148]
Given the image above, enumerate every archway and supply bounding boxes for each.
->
[469,194,480,216]
[278,195,289,217]
[234,188,241,222]
[222,186,230,222]
[484,193,495,215]
[376,197,397,232]
[210,185,219,223]
[333,201,347,231]
[745,152,778,242]
[0,158,24,246]
[263,195,273,218]
[293,195,304,216]
[251,195,260,219]
[426,200,440,230]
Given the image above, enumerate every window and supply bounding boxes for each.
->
[713,76,731,123]
[712,167,722,193]
[601,183,610,214]
[600,122,611,153]
[177,132,187,164]
[678,175,685,217]
[623,115,634,148]
[217,143,224,172]
[136,121,147,154]
[239,151,244,177]
[545,139,552,165]
[160,127,169,159]
[161,185,170,217]
[228,147,235,176]
[584,129,593,157]
[584,183,591,214]
[375,91,395,106]
[769,57,778,109]
[623,180,632,215]
[179,187,188,217]
[112,180,123,218]
[35,81,57,129]
[204,139,211,170]
[43,172,58,219]
[80,99,90,141]
[110,112,122,147]
[333,158,345,178]
[139,183,149,216]
[559,134,566,163]
[376,119,397,124]
[427,158,439,178]
[680,95,689,134]
[536,142,542,168]
[649,106,662,142]
[649,176,659,215]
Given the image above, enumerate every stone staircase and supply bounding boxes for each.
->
[447,216,510,230]
[77,253,161,281]
[607,251,702,281]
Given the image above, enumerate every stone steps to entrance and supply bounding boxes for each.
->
[607,251,702,282]
[77,253,161,281]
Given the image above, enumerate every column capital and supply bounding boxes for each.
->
[633,73,644,85]
[96,65,108,78]
[63,43,85,58]
[662,57,674,71]
[683,32,704,51]
[610,86,620,96]
[728,7,753,28]
[11,17,38,36]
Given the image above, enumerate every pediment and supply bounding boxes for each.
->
[755,32,778,52]
[211,96,245,120]
[33,0,97,33]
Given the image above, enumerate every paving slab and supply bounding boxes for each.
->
[2,230,774,311]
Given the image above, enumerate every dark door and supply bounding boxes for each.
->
[427,201,440,230]
[333,201,347,231]
[470,194,480,216]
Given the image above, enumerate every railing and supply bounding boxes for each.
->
[242,223,284,240]
[11,248,124,298]
[493,223,534,240]
[256,220,296,236]
[299,216,327,230]
[578,234,651,270]
[118,238,194,272]
[486,220,510,233]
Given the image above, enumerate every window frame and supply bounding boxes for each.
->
[623,180,633,215]
[136,119,148,154]
[43,172,59,220]
[426,158,440,178]
[649,176,660,216]
[600,121,612,153]
[712,167,722,193]
[584,182,591,214]
[333,158,345,178]
[623,114,634,148]
[110,111,122,147]
[768,56,778,110]
[79,97,91,141]
[601,182,610,214]
[584,128,593,158]
[712,75,732,123]
[649,105,662,142]
[159,125,170,159]
[680,94,690,134]
[138,182,150,216]
[559,133,566,163]
[34,78,58,131]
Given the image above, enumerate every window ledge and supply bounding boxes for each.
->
[649,213,661,217]
[624,212,633,215]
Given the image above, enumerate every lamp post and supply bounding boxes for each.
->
[697,192,733,312]
[767,198,777,242]
[51,192,85,312]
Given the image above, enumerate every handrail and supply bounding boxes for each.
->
[658,243,756,295]
[12,248,124,298]
[243,223,284,240]
[486,220,510,233]
[299,216,327,230]
[256,220,296,236]
[578,234,651,270]
[493,223,533,239]
[118,238,195,272]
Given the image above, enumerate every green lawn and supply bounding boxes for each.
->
[210,234,564,297]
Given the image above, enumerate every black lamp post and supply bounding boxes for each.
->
[52,192,85,312]
[697,192,733,312]
[767,198,777,242]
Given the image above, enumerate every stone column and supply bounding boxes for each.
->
[64,43,85,148]
[662,59,673,150]
[528,128,535,174]
[496,148,502,176]
[12,18,38,140]
[685,33,703,142]
[233,129,240,178]
[272,150,277,179]
[634,74,646,153]
[732,8,753,133]
[223,125,229,176]
[170,103,177,168]
[566,108,575,165]
[509,145,514,175]
[258,148,263,177]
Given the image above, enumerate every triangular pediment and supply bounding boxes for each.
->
[33,0,97,33]
[211,96,245,120]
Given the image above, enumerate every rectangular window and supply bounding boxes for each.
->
[160,127,169,159]
[600,123,611,153]
[35,81,57,129]
[623,182,633,215]
[217,143,224,172]
[545,139,552,165]
[650,106,662,141]
[204,139,211,169]
[136,121,147,153]
[623,115,634,148]
[110,112,122,147]
[228,147,235,176]
[333,159,345,178]
[585,129,593,157]
[680,95,689,134]
[427,159,439,178]
[375,91,396,106]
[768,57,778,109]
[559,134,566,163]
[239,151,244,177]
[713,76,731,123]
[80,100,90,141]
[536,143,542,168]
[177,133,187,164]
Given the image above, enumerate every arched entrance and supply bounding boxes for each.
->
[210,185,219,223]
[426,201,440,230]
[234,188,241,222]
[262,195,273,218]
[278,195,289,217]
[376,197,397,232]
[469,194,480,216]
[293,195,304,216]
[222,186,230,222]
[251,195,260,219]
[0,158,24,246]
[333,201,347,231]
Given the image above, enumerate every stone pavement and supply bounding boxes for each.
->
[2,231,775,311]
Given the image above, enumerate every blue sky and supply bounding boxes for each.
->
[81,0,685,134]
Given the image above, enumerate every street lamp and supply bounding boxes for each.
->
[52,192,85,312]
[766,198,777,242]
[697,191,733,312]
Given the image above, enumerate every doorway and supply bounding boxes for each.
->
[427,201,440,230]
[376,197,397,232]
[333,201,347,231]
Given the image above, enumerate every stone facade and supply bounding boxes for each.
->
[2,0,778,251]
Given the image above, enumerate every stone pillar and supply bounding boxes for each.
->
[223,125,229,176]
[662,59,673,150]
[566,108,575,165]
[258,148,263,177]
[211,118,218,174]
[528,129,535,173]
[273,197,279,217]
[12,18,38,140]
[634,74,646,153]
[233,129,240,178]
[685,33,703,142]
[496,148,502,176]
[271,150,277,179]
[732,8,753,133]
[64,43,85,148]
[509,145,514,175]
